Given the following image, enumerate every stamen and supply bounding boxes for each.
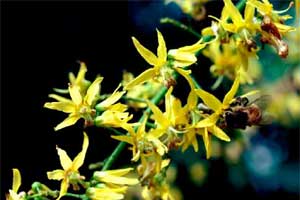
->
[208,15,221,23]
[273,1,294,14]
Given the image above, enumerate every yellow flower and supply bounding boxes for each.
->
[87,168,139,200]
[194,75,240,158]
[205,0,258,36]
[125,29,205,89]
[7,169,24,200]
[94,84,136,132]
[95,103,136,133]
[139,157,173,200]
[47,132,89,199]
[146,86,191,151]
[53,61,91,96]
[247,0,296,33]
[203,39,242,75]
[168,39,206,67]
[44,77,103,131]
[113,87,190,160]
[122,71,162,109]
[111,116,148,162]
[203,38,261,83]
[95,84,126,111]
[112,114,167,161]
[220,0,258,34]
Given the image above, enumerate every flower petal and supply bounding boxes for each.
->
[165,86,173,119]
[162,159,171,169]
[168,50,197,66]
[48,94,73,103]
[54,114,81,131]
[68,72,76,84]
[224,0,244,27]
[131,150,141,162]
[56,147,73,170]
[47,169,65,180]
[175,68,194,89]
[202,128,211,159]
[75,62,87,84]
[72,132,89,171]
[12,168,21,193]
[244,3,255,23]
[247,0,271,15]
[69,85,82,105]
[187,91,198,110]
[85,76,103,106]
[202,27,214,36]
[173,59,198,68]
[222,23,238,33]
[9,190,20,200]
[274,22,296,33]
[156,29,167,63]
[195,113,219,128]
[111,135,134,145]
[124,68,156,90]
[90,187,126,200]
[58,179,69,200]
[137,116,147,137]
[222,74,240,106]
[194,89,222,112]
[95,168,133,177]
[148,128,165,139]
[94,172,138,185]
[148,135,168,156]
[190,131,199,152]
[211,125,231,142]
[44,102,75,113]
[176,39,206,54]
[96,86,125,109]
[147,100,169,129]
[132,37,159,66]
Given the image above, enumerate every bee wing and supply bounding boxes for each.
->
[251,95,271,110]
[258,112,274,125]
[239,90,271,109]
[230,90,261,105]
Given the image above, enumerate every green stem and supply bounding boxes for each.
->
[63,193,86,199]
[146,122,157,129]
[236,0,247,11]
[160,18,201,38]
[105,127,125,135]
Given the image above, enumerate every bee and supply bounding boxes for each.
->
[223,91,273,129]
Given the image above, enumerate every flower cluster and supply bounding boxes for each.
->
[7,0,297,199]
[201,0,295,84]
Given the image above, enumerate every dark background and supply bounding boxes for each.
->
[1,1,299,200]
[1,1,132,198]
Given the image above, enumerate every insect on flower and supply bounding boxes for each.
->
[222,91,273,129]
